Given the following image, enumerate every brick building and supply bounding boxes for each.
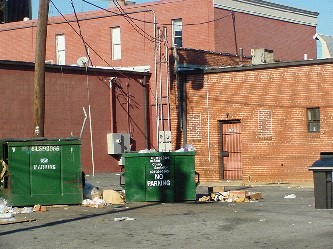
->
[0,0,323,180]
[0,0,318,64]
[0,60,150,173]
[174,58,333,183]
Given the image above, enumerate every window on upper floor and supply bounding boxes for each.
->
[172,18,182,47]
[111,27,121,60]
[307,107,320,132]
[56,34,65,65]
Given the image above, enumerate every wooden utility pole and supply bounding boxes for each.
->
[33,0,49,137]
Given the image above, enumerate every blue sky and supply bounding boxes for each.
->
[32,0,332,36]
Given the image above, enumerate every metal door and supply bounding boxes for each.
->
[219,120,242,180]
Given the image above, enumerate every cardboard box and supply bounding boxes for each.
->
[208,186,225,194]
[102,190,125,204]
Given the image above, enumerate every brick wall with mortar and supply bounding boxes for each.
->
[0,0,316,65]
[171,60,333,183]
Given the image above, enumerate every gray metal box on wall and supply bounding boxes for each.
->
[107,133,131,154]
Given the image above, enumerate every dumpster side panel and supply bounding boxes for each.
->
[124,155,146,202]
[61,144,83,202]
[146,153,174,202]
[9,145,31,196]
[174,152,196,201]
[313,171,329,209]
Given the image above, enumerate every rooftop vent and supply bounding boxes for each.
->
[251,48,274,65]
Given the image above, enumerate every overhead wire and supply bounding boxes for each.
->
[50,0,131,82]
[112,0,155,42]
[82,0,233,27]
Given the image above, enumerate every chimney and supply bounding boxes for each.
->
[108,0,126,8]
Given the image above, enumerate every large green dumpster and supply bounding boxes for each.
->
[122,151,198,202]
[0,138,83,206]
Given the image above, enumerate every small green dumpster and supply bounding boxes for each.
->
[308,152,333,209]
[0,138,83,206]
[122,151,199,202]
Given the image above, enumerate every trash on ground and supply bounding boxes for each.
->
[198,190,263,203]
[102,189,125,204]
[284,194,297,199]
[83,181,101,200]
[114,217,136,222]
[0,218,36,225]
[33,205,47,212]
[82,197,106,208]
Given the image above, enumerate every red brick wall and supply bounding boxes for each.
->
[174,48,252,67]
[0,63,149,173]
[214,8,317,61]
[0,0,316,65]
[172,61,333,183]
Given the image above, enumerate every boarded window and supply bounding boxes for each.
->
[187,113,201,140]
[258,110,272,137]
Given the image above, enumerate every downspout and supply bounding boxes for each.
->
[182,75,187,146]
[143,76,150,149]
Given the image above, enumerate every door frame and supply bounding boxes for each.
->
[218,119,241,180]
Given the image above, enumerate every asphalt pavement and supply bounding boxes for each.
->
[0,173,332,249]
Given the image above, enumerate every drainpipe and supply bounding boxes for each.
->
[143,76,150,149]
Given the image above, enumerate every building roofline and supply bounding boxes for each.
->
[178,58,333,75]
[214,0,319,26]
[0,60,151,76]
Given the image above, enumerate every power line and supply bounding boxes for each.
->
[82,0,233,26]
[50,0,131,81]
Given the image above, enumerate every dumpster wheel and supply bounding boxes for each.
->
[0,160,7,180]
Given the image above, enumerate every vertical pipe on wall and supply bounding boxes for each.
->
[143,76,150,149]
[206,78,211,162]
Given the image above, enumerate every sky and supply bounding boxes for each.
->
[32,0,332,36]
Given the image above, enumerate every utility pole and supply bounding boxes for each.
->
[33,0,49,137]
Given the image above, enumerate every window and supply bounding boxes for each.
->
[56,34,65,65]
[111,27,121,60]
[307,108,320,132]
[172,19,182,47]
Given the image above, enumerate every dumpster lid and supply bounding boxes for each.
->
[0,137,80,142]
[308,152,333,170]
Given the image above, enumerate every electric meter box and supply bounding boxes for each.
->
[107,133,131,155]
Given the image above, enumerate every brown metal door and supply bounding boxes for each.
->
[220,121,242,180]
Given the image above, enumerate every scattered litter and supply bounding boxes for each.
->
[284,194,297,199]
[0,218,36,225]
[114,217,136,222]
[102,189,125,204]
[198,190,263,203]
[33,205,47,212]
[82,197,106,208]
[84,182,101,200]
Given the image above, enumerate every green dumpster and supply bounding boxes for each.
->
[0,138,83,206]
[122,151,199,202]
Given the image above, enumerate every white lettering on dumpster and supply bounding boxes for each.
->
[33,158,56,170]
[147,156,171,187]
[31,146,60,152]
[33,164,56,170]
[147,180,171,187]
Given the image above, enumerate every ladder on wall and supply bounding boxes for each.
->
[155,26,172,152]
